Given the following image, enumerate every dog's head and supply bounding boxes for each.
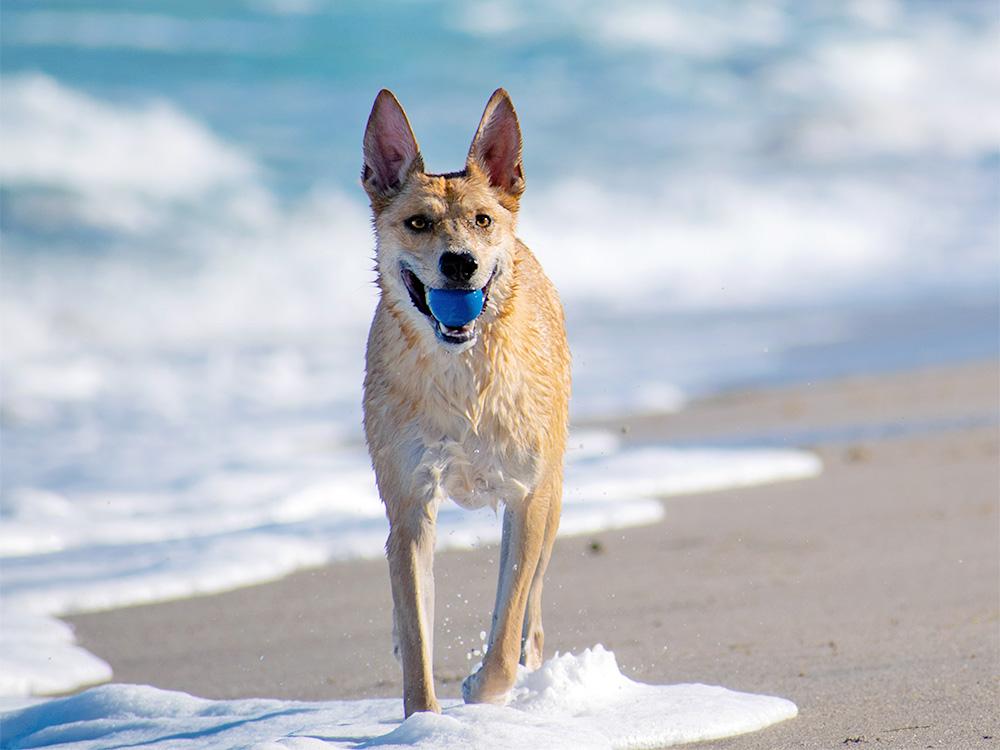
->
[362,89,525,352]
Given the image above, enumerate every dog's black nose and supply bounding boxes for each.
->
[439,252,478,283]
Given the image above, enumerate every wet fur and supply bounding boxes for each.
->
[361,89,570,717]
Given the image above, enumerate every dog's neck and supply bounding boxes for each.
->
[372,253,525,436]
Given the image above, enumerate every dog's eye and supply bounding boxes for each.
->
[405,215,431,232]
[475,214,492,228]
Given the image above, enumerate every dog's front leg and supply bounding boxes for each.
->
[386,500,440,717]
[462,485,551,705]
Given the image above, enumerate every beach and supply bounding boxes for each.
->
[3,3,998,746]
[64,360,999,749]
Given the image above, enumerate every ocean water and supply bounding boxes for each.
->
[0,0,998,700]
[3,0,997,421]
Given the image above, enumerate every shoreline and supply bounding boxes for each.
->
[64,360,999,747]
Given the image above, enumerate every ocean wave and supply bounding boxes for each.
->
[0,73,258,232]
[1,73,994,430]
[451,0,1000,161]
[590,3,787,58]
[768,22,1000,159]
[523,169,994,311]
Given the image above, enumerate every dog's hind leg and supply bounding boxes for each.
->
[520,471,562,670]
[386,500,440,717]
[463,474,556,705]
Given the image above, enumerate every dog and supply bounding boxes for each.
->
[361,88,571,717]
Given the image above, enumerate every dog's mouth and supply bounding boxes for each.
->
[401,266,495,346]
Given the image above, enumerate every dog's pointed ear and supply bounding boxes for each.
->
[362,89,424,202]
[467,88,524,202]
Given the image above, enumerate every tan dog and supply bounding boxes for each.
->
[361,88,570,717]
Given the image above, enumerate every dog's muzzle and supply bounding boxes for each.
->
[401,266,495,346]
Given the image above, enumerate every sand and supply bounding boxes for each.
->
[67,361,999,749]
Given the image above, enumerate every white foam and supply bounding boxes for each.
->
[0,429,821,696]
[770,24,1000,159]
[567,446,822,500]
[0,609,111,698]
[0,73,257,232]
[0,647,797,749]
[521,174,913,312]
[591,3,786,58]
[0,436,821,617]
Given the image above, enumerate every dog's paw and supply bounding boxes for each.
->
[460,672,475,704]
[461,670,485,704]
[403,695,442,717]
[519,629,544,671]
[461,666,512,706]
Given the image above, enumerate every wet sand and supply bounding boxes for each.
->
[68,361,999,748]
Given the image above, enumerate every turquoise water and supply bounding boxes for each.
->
[4,1,998,289]
[1,1,997,525]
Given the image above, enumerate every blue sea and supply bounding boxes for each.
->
[0,0,997,697]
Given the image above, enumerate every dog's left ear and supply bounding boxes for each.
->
[467,88,525,204]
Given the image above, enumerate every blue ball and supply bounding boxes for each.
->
[426,287,485,328]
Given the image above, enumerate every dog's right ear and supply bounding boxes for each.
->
[362,90,424,204]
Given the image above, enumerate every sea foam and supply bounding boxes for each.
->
[0,647,797,749]
[0,429,820,697]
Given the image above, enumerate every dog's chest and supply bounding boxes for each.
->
[420,428,534,511]
[410,368,539,511]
